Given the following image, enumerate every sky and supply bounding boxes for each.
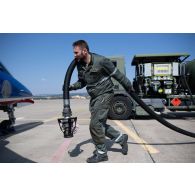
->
[0,33,195,95]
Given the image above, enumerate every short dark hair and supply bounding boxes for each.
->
[72,40,89,52]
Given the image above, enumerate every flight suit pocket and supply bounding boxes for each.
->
[78,70,85,80]
[90,67,101,73]
[88,67,102,84]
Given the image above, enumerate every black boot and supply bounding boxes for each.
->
[87,152,108,163]
[120,134,128,155]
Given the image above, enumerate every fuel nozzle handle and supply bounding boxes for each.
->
[62,104,72,118]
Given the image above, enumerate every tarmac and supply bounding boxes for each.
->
[0,99,195,163]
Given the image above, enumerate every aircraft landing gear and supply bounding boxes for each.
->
[0,106,16,135]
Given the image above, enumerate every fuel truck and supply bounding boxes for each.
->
[108,53,195,120]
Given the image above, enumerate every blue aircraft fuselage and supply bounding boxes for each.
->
[0,64,33,105]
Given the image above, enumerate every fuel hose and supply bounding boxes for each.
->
[63,59,195,138]
[62,59,76,117]
[129,91,195,138]
[63,59,76,102]
[58,59,77,138]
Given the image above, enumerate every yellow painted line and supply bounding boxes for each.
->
[43,117,59,123]
[113,120,159,154]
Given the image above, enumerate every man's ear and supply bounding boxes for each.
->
[83,48,88,54]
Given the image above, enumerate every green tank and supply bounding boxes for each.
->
[108,56,126,90]
[185,60,195,93]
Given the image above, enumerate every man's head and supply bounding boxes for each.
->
[72,40,89,61]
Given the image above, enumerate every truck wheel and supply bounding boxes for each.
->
[108,96,133,120]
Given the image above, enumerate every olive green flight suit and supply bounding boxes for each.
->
[70,53,132,153]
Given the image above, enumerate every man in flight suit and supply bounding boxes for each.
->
[69,40,134,163]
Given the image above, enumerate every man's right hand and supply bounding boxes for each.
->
[69,84,75,91]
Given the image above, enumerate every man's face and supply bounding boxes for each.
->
[73,46,87,61]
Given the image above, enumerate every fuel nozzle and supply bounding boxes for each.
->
[59,59,78,138]
[58,105,77,138]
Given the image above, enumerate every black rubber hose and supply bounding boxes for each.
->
[63,59,195,138]
[62,59,76,117]
[129,91,195,138]
[63,59,76,101]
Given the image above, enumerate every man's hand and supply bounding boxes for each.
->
[62,84,75,91]
[69,84,75,91]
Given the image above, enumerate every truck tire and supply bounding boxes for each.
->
[108,95,133,120]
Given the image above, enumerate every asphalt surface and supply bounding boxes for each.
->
[0,99,195,163]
